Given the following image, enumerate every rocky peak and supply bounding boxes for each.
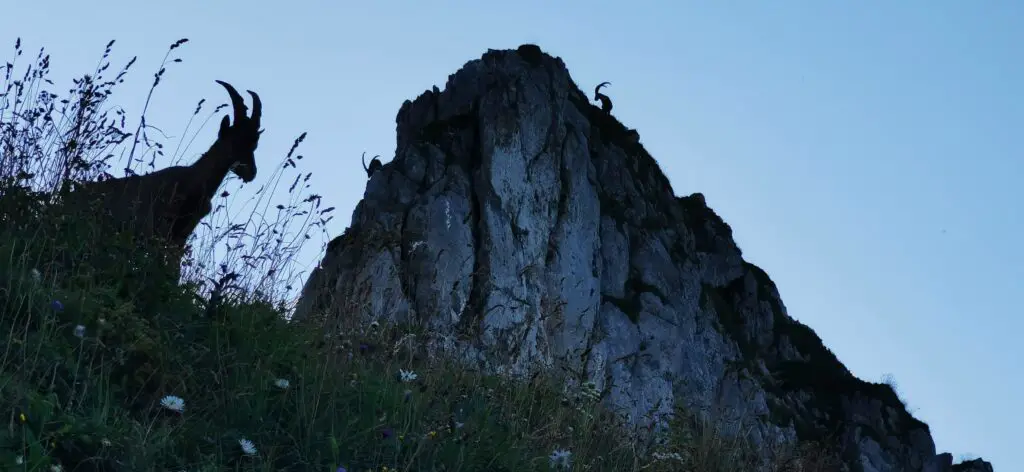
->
[294,44,992,472]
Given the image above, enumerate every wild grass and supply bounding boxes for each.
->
[0,38,840,471]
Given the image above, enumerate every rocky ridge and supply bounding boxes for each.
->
[293,45,993,472]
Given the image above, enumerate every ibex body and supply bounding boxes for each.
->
[594,81,613,113]
[362,152,382,178]
[69,80,263,272]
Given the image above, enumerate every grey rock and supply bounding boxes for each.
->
[294,44,992,472]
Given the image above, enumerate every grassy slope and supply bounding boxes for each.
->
[0,38,839,472]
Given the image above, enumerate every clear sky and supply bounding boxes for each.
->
[4,1,1019,468]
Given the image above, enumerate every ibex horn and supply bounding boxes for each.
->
[215,80,248,124]
[247,90,262,129]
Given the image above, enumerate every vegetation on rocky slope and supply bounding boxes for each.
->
[0,38,841,471]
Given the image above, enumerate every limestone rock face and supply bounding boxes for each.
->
[294,44,992,472]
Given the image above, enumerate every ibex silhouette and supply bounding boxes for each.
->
[594,81,613,113]
[362,152,382,178]
[69,80,263,273]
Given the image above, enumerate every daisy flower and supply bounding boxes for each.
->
[239,438,257,455]
[160,395,185,413]
[549,448,572,470]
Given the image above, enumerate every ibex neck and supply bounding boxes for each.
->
[189,142,235,201]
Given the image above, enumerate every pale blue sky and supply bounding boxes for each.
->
[5,1,1019,468]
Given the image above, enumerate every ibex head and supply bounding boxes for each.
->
[215,80,262,183]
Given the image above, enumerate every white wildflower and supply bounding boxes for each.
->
[652,451,685,462]
[50,464,62,472]
[15,456,23,465]
[238,438,257,455]
[549,448,572,469]
[30,268,41,282]
[369,320,380,330]
[160,395,185,413]
[274,378,290,389]
[73,325,86,338]
[399,369,418,383]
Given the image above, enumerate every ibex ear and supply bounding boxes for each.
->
[218,115,231,137]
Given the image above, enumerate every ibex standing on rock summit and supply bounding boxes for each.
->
[68,80,263,272]
[594,81,613,113]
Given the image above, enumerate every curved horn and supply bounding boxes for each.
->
[362,152,369,171]
[247,90,262,129]
[595,81,611,95]
[215,80,248,123]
